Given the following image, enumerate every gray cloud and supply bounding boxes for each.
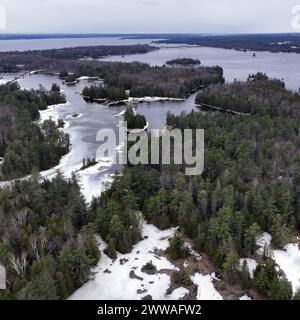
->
[0,0,298,33]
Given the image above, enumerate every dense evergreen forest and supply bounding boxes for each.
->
[0,173,99,299]
[0,83,69,180]
[82,84,128,102]
[196,73,300,117]
[81,64,224,99]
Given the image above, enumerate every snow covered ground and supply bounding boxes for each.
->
[256,232,300,294]
[70,223,224,300]
[191,273,223,300]
[273,244,300,293]
[70,224,185,300]
[39,102,71,125]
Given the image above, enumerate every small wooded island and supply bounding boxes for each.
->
[166,58,201,66]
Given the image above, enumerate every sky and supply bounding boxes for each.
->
[0,0,300,34]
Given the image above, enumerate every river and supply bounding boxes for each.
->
[0,72,198,202]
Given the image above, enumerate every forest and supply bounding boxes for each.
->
[196,73,300,117]
[84,73,300,300]
[0,83,70,180]
[0,173,100,300]
[82,84,128,102]
[81,64,224,99]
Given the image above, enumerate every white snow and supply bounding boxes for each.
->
[0,79,8,85]
[66,113,83,120]
[77,76,103,81]
[239,294,251,300]
[69,224,184,300]
[256,232,272,255]
[38,102,71,126]
[191,273,223,300]
[273,244,300,293]
[113,110,126,118]
[256,232,300,294]
[239,258,258,279]
[70,223,224,300]
[128,97,185,103]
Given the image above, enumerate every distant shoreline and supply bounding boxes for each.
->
[0,32,299,41]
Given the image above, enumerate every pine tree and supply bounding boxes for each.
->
[222,250,240,284]
[107,237,117,259]
[244,223,261,256]
[17,270,58,300]
[240,260,251,289]
[166,233,189,260]
[270,214,290,248]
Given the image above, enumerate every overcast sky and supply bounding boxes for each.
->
[0,0,299,33]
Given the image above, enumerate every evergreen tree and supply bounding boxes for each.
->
[222,250,240,284]
[240,260,251,289]
[244,223,261,256]
[17,270,58,300]
[166,233,190,260]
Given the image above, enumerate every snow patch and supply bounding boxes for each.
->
[256,232,272,254]
[69,224,183,300]
[39,102,71,126]
[239,258,258,279]
[191,273,223,300]
[239,294,251,300]
[273,244,300,293]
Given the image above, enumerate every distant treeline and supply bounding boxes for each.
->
[24,44,157,59]
[156,33,300,54]
[0,45,156,72]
